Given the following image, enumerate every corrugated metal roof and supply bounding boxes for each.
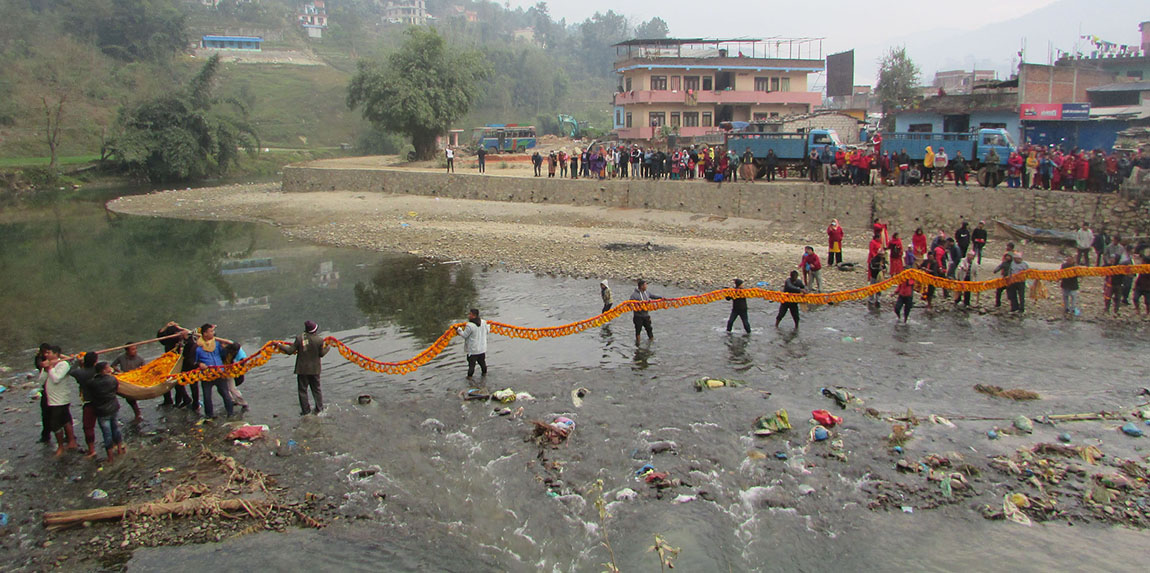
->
[202,35,263,42]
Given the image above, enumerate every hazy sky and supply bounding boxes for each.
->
[505,0,1144,85]
[513,0,1058,53]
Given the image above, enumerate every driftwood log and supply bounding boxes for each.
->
[43,498,270,531]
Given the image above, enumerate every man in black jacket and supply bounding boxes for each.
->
[971,221,988,264]
[275,320,330,415]
[84,362,124,462]
[726,278,751,333]
[775,271,807,329]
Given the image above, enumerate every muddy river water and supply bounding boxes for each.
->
[2,197,1149,571]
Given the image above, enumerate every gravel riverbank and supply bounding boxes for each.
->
[109,181,1140,322]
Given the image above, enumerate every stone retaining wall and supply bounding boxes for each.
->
[282,164,1150,238]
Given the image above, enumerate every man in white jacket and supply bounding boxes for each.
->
[457,308,490,379]
[1074,222,1094,267]
[38,345,77,456]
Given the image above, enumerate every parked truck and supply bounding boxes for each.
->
[881,128,1016,185]
[724,124,842,177]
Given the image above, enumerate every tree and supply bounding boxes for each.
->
[110,54,258,182]
[633,17,669,40]
[875,47,921,131]
[347,27,490,160]
[578,10,631,77]
[29,38,101,170]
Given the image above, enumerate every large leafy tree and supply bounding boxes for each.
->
[875,46,922,131]
[347,27,490,160]
[634,17,669,40]
[110,54,258,182]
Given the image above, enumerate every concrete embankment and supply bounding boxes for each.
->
[283,160,1150,238]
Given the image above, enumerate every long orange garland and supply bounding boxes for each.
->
[116,264,1150,387]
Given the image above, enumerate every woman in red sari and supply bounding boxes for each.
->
[826,219,844,266]
[911,227,928,260]
[888,232,905,277]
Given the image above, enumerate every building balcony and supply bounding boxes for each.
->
[614,90,822,107]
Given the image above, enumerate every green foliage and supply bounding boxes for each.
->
[110,54,258,182]
[356,128,406,155]
[876,47,922,131]
[62,0,189,63]
[578,10,632,77]
[347,27,491,160]
[634,17,669,40]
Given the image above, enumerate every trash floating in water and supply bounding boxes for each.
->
[752,410,791,436]
[89,489,108,500]
[226,424,268,441]
[812,409,843,428]
[1058,432,1072,443]
[635,464,656,477]
[774,452,788,460]
[755,281,769,287]
[840,336,858,343]
[694,377,743,391]
[811,426,830,442]
[893,446,904,454]
[914,380,925,391]
[492,389,517,403]
[1121,422,1144,437]
[901,506,914,514]
[1003,493,1032,526]
[349,467,378,479]
[987,430,1000,440]
[929,415,956,428]
[615,488,638,501]
[672,494,695,504]
[0,385,6,394]
[357,395,373,405]
[820,387,854,409]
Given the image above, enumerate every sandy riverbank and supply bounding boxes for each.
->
[109,181,1142,322]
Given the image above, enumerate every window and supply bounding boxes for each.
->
[649,112,665,127]
[771,77,780,92]
[753,112,769,121]
[615,109,623,126]
[625,77,632,91]
[702,112,712,127]
[683,112,699,127]
[983,134,1005,146]
[670,76,681,91]
[779,77,790,92]
[770,112,779,118]
[702,76,713,90]
[650,76,667,91]
[670,112,681,128]
[812,133,833,145]
[908,123,934,133]
[684,76,700,91]
[754,77,770,92]
[626,112,632,128]
[979,122,1007,130]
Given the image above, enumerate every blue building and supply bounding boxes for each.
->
[893,81,1021,137]
[200,35,262,51]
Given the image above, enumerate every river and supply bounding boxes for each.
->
[2,193,1149,571]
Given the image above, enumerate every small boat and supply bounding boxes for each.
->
[993,220,1077,245]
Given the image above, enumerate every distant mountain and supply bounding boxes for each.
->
[852,0,1145,85]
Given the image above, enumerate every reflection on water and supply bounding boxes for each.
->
[354,258,479,344]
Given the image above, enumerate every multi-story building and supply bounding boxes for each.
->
[298,0,327,39]
[611,38,824,142]
[383,0,428,25]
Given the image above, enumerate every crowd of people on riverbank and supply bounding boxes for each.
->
[32,320,330,463]
[498,140,1149,192]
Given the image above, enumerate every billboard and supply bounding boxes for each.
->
[1020,103,1091,121]
[825,50,855,98]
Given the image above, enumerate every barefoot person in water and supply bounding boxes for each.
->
[38,345,78,456]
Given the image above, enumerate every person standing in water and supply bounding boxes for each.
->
[456,309,490,379]
[600,280,613,313]
[275,320,330,415]
[725,278,751,333]
[775,271,807,329]
[629,279,663,345]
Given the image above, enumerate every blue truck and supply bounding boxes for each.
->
[882,128,1015,167]
[724,125,842,177]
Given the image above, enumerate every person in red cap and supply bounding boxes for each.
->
[275,320,330,415]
